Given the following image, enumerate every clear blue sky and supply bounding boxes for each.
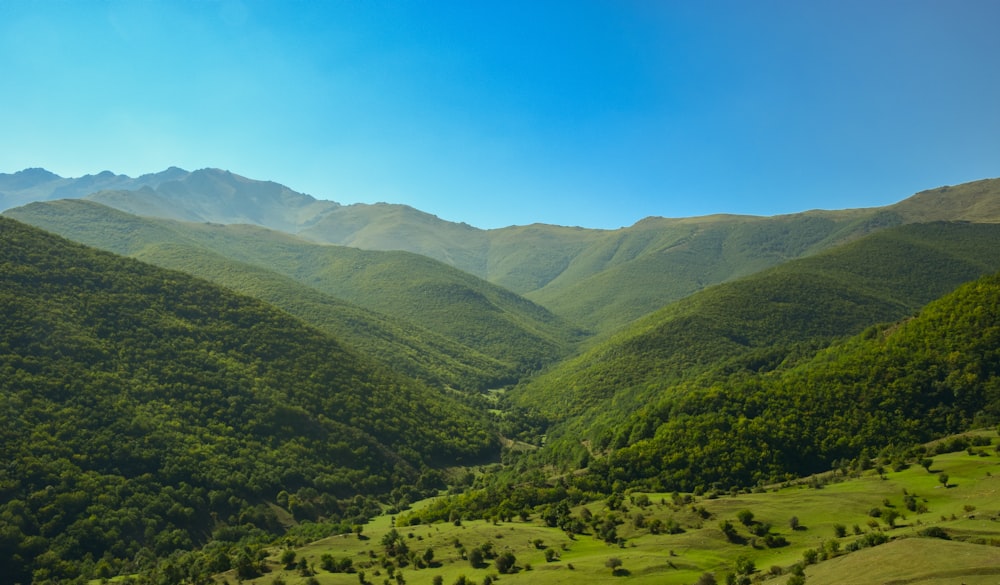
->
[2,1,998,229]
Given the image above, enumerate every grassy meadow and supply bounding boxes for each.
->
[209,433,1000,585]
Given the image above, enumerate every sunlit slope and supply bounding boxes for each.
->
[297,202,491,276]
[523,209,894,332]
[0,216,498,583]
[512,222,1000,461]
[6,200,583,384]
[300,179,1000,333]
[12,168,998,335]
[227,442,1000,585]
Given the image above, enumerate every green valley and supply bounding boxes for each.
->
[1,170,1000,585]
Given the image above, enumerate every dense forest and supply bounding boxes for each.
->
[396,270,1000,526]
[0,217,496,584]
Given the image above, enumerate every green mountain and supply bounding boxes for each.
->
[289,178,1000,333]
[0,216,498,583]
[511,222,1000,470]
[5,199,582,388]
[600,266,1000,492]
[7,168,998,334]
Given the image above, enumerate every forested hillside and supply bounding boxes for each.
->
[512,222,1000,468]
[0,217,497,583]
[5,200,583,389]
[599,268,1000,491]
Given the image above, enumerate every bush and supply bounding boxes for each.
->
[918,526,950,540]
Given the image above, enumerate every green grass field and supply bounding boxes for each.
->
[213,433,1000,585]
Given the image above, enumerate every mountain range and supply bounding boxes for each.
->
[2,166,1000,583]
[5,168,999,335]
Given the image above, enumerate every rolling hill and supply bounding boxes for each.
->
[4,200,584,389]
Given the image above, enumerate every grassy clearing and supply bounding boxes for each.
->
[214,435,1000,585]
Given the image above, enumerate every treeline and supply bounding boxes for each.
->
[0,217,498,584]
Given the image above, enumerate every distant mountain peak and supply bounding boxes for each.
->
[0,167,62,190]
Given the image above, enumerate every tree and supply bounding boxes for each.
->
[495,551,517,574]
[734,555,755,575]
[736,509,755,526]
[468,547,485,568]
[939,473,950,488]
[606,557,623,572]
[920,458,933,472]
[789,516,800,530]
[883,508,900,528]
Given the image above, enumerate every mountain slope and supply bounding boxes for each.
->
[7,168,998,335]
[0,216,498,583]
[5,199,582,385]
[511,222,1000,463]
[600,267,1000,491]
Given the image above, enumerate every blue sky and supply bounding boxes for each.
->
[2,1,998,229]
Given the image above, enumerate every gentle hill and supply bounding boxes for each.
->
[511,222,1000,476]
[5,199,582,385]
[521,209,893,332]
[890,177,1000,222]
[297,202,491,276]
[0,216,498,583]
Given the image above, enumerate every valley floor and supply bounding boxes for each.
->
[210,433,1000,585]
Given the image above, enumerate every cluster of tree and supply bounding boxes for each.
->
[0,218,498,584]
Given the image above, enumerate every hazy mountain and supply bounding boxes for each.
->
[0,166,184,209]
[87,168,340,232]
